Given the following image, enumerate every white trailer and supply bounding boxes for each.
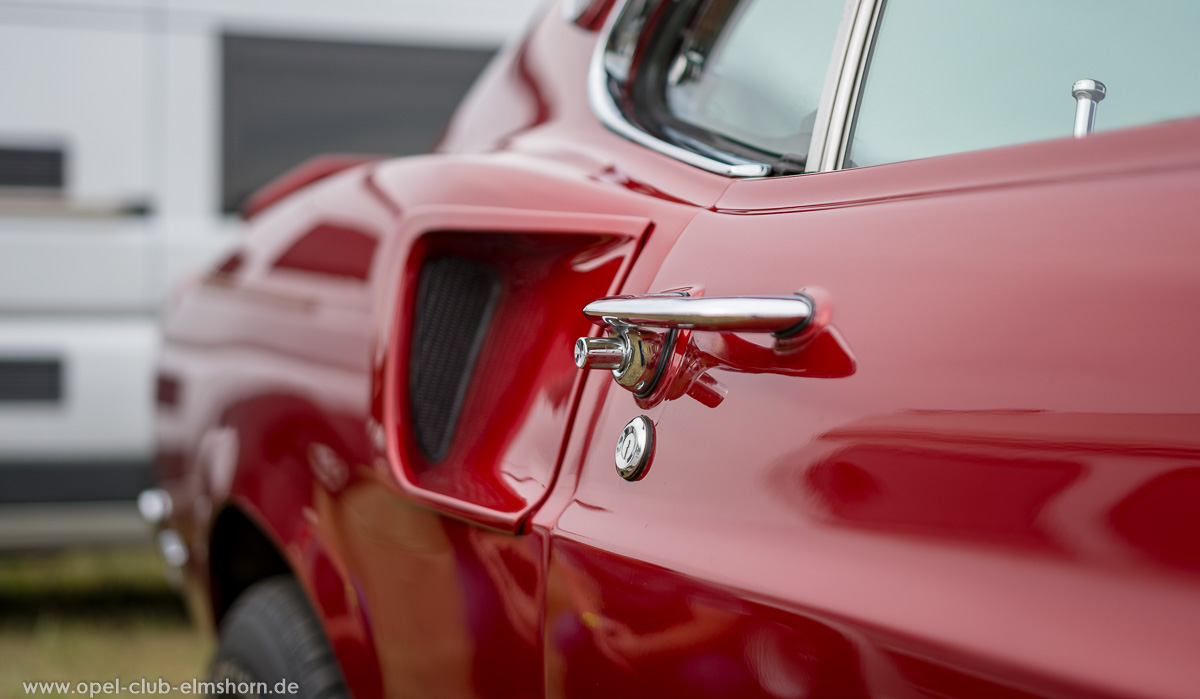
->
[0,0,541,547]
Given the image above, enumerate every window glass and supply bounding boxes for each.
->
[845,0,1200,168]
[660,0,844,161]
[0,147,64,190]
[222,36,493,212]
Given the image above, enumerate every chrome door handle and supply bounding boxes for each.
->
[582,292,814,336]
[574,292,816,397]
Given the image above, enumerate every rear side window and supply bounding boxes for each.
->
[598,0,844,174]
[653,0,844,165]
[845,0,1200,167]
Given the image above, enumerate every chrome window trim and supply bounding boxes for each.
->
[805,0,875,173]
[830,0,888,170]
[819,0,882,172]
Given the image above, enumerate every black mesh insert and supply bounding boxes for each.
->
[408,257,500,462]
[0,358,62,403]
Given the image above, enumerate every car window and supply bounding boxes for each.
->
[657,0,844,163]
[845,0,1200,168]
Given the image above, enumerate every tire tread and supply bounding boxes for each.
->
[215,576,350,699]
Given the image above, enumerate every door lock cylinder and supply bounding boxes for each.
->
[574,327,670,397]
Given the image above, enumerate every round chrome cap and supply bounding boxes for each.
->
[1072,79,1107,101]
[615,415,654,481]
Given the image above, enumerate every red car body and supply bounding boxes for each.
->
[154,1,1200,696]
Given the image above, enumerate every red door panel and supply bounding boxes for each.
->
[546,538,869,698]
[545,121,1200,697]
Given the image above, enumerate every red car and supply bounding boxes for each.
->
[148,0,1200,696]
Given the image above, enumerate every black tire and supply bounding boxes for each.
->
[209,576,350,699]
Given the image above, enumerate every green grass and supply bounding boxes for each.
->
[0,546,211,698]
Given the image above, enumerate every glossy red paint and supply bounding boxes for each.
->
[549,119,1200,698]
[154,1,1200,697]
[239,154,382,221]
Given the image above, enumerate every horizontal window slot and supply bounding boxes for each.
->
[0,358,63,403]
[0,147,65,190]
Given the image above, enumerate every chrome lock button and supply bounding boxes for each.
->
[574,328,668,397]
[615,415,654,481]
[574,336,626,371]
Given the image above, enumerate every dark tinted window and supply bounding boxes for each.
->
[0,358,62,403]
[222,35,494,212]
[0,147,64,189]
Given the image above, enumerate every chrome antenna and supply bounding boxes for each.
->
[1072,79,1107,137]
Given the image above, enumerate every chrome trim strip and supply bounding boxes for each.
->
[583,293,813,335]
[821,0,881,172]
[587,0,772,178]
[805,0,872,173]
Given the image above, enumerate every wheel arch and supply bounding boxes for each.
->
[208,503,292,624]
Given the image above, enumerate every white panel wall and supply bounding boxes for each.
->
[0,9,156,312]
[0,318,157,459]
[0,17,151,204]
[166,0,545,47]
[151,13,229,302]
[0,0,547,461]
[11,0,546,47]
[0,220,152,312]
